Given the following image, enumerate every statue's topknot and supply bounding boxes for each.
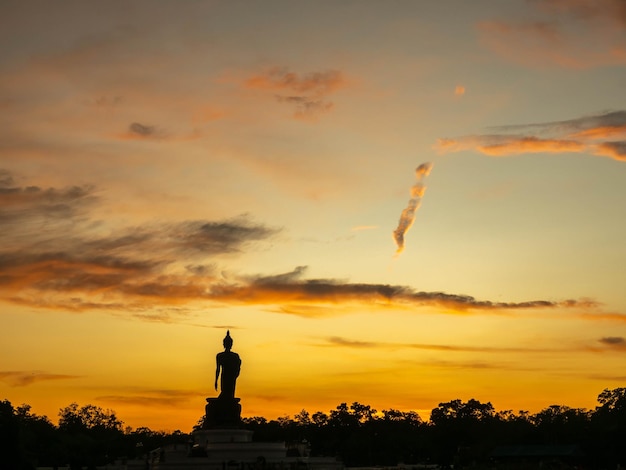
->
[223,330,233,348]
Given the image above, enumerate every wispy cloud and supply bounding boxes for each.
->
[0,172,96,225]
[209,266,596,314]
[436,110,626,162]
[478,0,626,68]
[0,171,279,312]
[0,172,602,318]
[0,370,81,387]
[244,67,348,120]
[97,389,202,407]
[534,0,626,27]
[324,336,565,353]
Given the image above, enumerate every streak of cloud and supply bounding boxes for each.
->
[327,336,378,348]
[392,162,433,255]
[436,110,626,162]
[208,266,597,315]
[97,389,202,407]
[0,371,81,387]
[324,336,567,353]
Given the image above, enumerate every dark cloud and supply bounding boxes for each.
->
[599,336,626,345]
[204,266,596,315]
[228,267,592,310]
[0,370,81,387]
[0,173,280,312]
[275,95,334,119]
[277,96,309,104]
[0,171,96,224]
[252,266,307,285]
[120,122,200,141]
[128,122,156,137]
[177,219,279,254]
[491,110,626,133]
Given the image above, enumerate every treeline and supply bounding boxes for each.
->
[1,388,626,469]
[243,388,626,468]
[0,401,188,469]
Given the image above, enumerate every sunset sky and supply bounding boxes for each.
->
[1,0,626,432]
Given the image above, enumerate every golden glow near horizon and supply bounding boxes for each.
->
[1,0,626,431]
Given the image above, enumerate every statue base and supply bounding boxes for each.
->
[192,428,287,462]
[203,397,242,429]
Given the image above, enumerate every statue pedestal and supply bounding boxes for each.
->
[193,428,287,462]
[203,397,242,429]
[192,397,287,463]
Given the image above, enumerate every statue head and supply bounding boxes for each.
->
[223,330,233,350]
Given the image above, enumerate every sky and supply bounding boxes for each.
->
[1,0,626,432]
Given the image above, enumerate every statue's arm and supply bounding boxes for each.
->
[214,355,221,391]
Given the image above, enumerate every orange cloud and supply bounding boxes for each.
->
[245,68,347,95]
[243,67,349,120]
[436,136,587,156]
[593,141,626,161]
[569,125,626,140]
[479,137,587,156]
[436,110,626,162]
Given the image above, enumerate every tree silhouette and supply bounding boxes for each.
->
[3,389,626,468]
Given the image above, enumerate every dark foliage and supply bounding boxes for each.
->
[1,389,626,468]
[0,400,189,470]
